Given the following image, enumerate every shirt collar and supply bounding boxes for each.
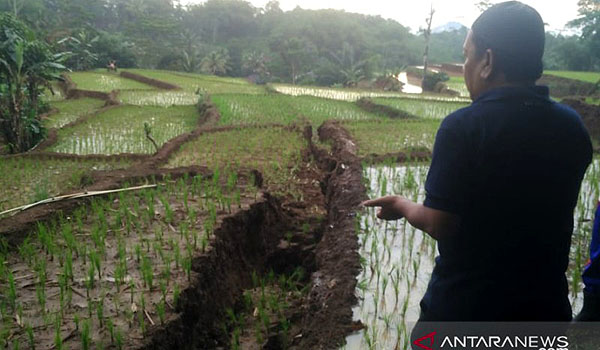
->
[473,85,550,104]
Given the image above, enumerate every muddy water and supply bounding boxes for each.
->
[344,161,598,349]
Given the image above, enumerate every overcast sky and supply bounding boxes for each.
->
[179,0,582,34]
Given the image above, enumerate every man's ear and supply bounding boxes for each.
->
[480,48,494,80]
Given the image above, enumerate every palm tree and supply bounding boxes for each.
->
[200,49,230,76]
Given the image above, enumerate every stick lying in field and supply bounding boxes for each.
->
[0,184,157,217]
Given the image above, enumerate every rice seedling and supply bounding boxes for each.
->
[344,119,441,156]
[119,90,200,106]
[2,149,260,349]
[371,97,468,120]
[272,83,470,103]
[345,158,600,349]
[0,157,130,213]
[213,94,384,126]
[45,98,106,129]
[49,105,198,155]
[123,69,265,95]
[167,127,306,197]
[68,72,157,92]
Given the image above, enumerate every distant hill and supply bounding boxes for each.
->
[433,22,467,33]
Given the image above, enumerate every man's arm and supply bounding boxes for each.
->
[362,195,460,240]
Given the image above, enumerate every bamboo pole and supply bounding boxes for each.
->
[0,184,157,217]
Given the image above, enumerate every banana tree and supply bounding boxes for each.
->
[0,13,66,153]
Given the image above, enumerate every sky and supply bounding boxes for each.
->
[179,0,582,34]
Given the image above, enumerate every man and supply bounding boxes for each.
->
[363,1,592,321]
[576,200,600,321]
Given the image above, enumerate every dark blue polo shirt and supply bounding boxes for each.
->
[420,85,593,321]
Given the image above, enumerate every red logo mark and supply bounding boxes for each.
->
[413,331,436,350]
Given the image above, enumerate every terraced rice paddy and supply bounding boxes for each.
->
[344,119,441,156]
[372,97,469,120]
[345,158,599,349]
[119,90,199,106]
[46,98,106,129]
[68,72,157,92]
[546,70,600,84]
[167,127,306,198]
[213,94,383,126]
[445,76,470,98]
[50,105,199,155]
[123,69,265,95]
[0,157,131,213]
[273,84,470,103]
[0,173,255,349]
[2,67,597,349]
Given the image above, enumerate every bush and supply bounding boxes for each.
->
[422,71,449,91]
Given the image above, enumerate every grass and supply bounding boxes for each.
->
[585,97,600,105]
[45,98,106,129]
[123,69,266,95]
[371,97,468,120]
[68,72,157,92]
[545,70,600,84]
[444,76,470,98]
[272,83,470,103]
[0,157,130,213]
[167,127,306,198]
[42,83,66,102]
[50,105,199,155]
[213,94,383,126]
[344,119,441,156]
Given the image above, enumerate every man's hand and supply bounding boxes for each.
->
[362,195,461,240]
[361,195,407,221]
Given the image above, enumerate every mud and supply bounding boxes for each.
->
[120,71,181,90]
[292,120,367,349]
[563,98,600,146]
[356,98,418,119]
[540,74,598,98]
[60,73,121,105]
[140,193,290,349]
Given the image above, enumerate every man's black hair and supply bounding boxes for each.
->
[471,1,545,83]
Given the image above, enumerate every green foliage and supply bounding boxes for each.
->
[200,49,231,76]
[423,72,450,92]
[0,13,66,153]
[568,0,600,67]
[4,0,599,81]
[57,30,99,71]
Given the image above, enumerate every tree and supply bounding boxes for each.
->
[58,30,99,70]
[270,36,316,85]
[242,51,270,83]
[200,49,230,75]
[6,0,24,18]
[568,0,600,69]
[421,4,435,90]
[475,0,493,13]
[182,49,202,72]
[0,13,66,153]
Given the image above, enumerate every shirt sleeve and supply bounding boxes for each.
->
[423,117,468,215]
